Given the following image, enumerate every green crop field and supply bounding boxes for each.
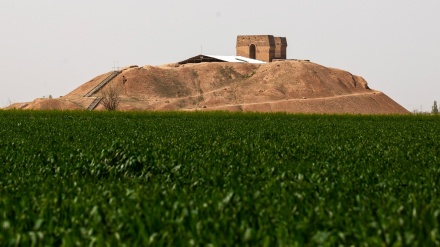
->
[1,110,439,246]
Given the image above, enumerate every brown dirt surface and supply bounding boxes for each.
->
[5,98,92,110]
[5,60,409,114]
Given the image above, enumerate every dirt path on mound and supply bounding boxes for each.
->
[212,91,381,108]
[166,84,379,107]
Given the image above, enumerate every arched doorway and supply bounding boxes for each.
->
[249,44,256,59]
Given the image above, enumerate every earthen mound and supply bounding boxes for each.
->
[7,61,409,114]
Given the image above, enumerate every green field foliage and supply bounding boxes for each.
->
[1,110,440,246]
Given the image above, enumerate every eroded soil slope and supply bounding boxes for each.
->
[7,61,409,114]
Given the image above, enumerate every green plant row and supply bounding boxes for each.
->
[0,110,439,246]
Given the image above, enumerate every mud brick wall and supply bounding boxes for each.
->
[236,35,287,62]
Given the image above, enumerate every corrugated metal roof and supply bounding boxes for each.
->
[207,55,266,64]
[178,54,265,64]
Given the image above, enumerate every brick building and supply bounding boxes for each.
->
[236,35,287,62]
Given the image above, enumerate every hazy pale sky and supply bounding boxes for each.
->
[1,1,439,111]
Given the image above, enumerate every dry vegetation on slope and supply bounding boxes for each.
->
[6,61,409,114]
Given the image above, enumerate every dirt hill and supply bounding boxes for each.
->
[5,60,409,114]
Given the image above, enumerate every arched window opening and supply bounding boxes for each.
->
[249,44,256,59]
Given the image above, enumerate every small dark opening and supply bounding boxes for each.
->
[249,44,256,59]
